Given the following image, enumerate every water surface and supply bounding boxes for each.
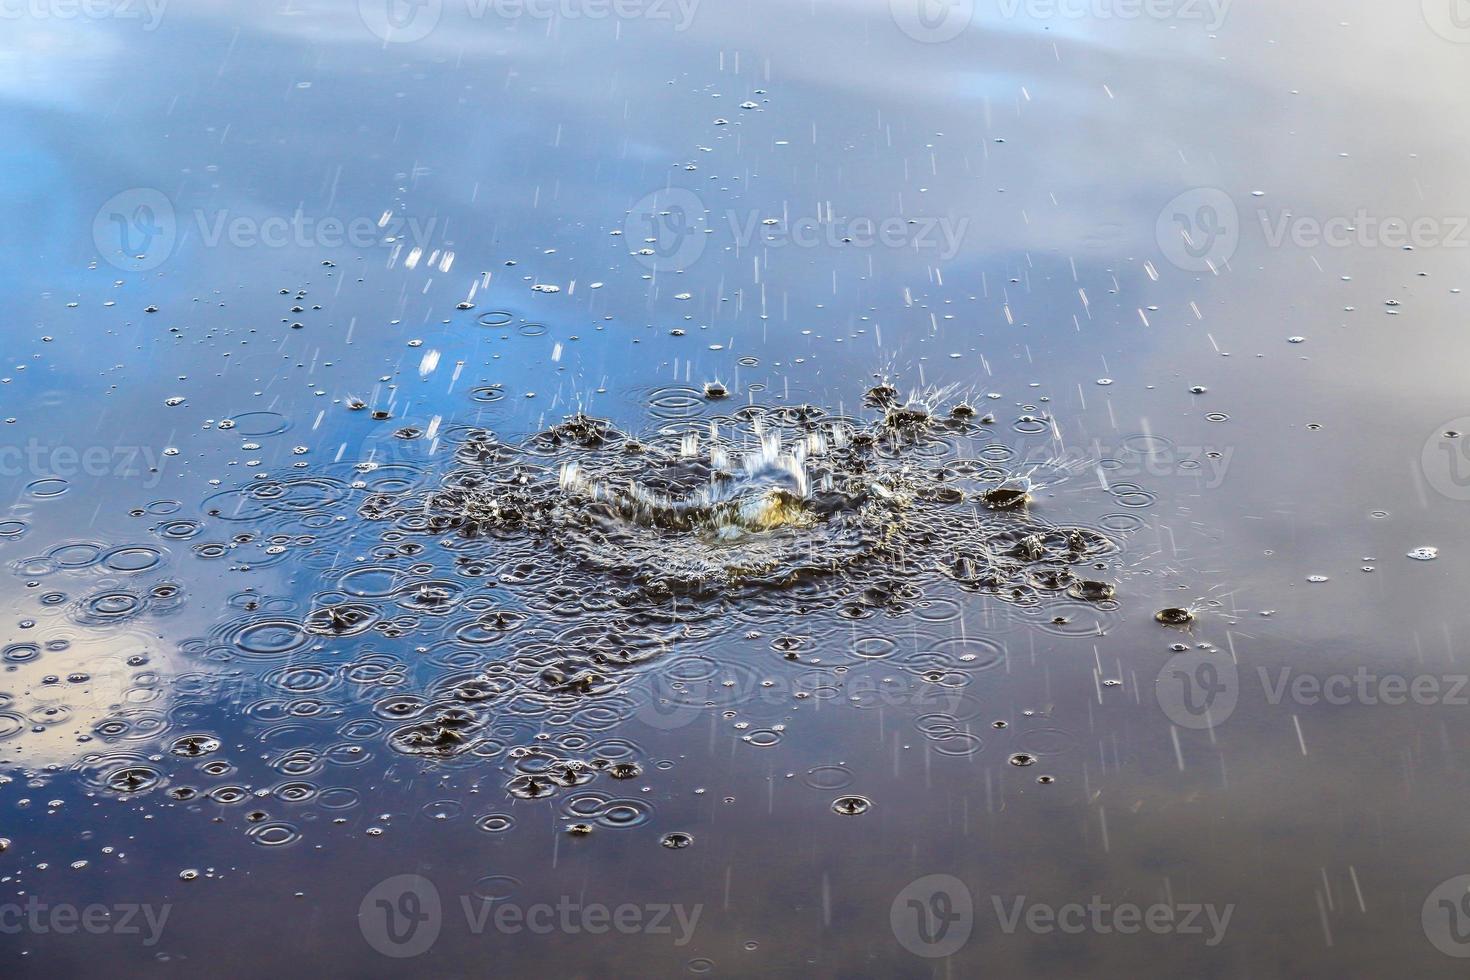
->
[4,1,1470,975]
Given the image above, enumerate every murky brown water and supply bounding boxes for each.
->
[4,0,1470,975]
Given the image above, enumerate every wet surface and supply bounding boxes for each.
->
[5,0,1470,975]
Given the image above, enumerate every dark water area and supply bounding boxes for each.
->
[4,1,1470,975]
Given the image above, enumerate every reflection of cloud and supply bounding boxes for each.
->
[0,630,175,770]
[0,25,124,106]
[188,0,536,50]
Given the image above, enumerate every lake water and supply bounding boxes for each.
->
[4,0,1470,975]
